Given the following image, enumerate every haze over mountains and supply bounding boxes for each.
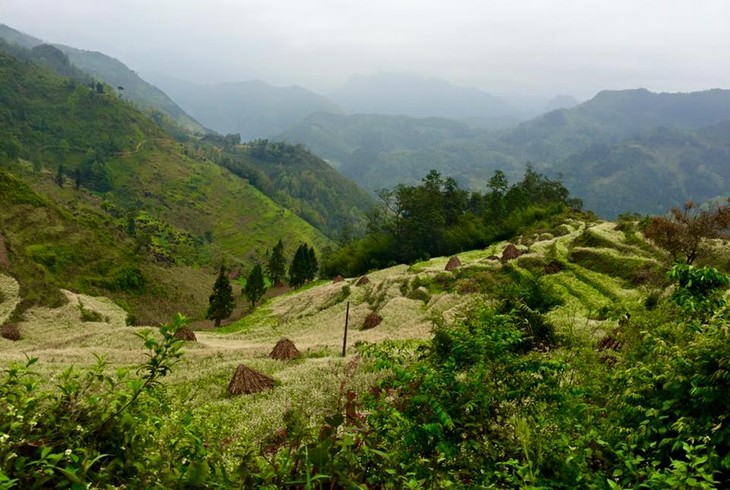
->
[2,20,730,221]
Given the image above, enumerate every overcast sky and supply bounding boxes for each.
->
[2,0,729,98]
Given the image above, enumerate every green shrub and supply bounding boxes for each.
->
[0,314,224,487]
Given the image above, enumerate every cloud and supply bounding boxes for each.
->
[2,0,729,97]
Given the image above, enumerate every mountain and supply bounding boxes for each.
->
[283,88,730,217]
[501,88,730,162]
[277,112,510,192]
[0,44,331,324]
[330,73,511,119]
[556,125,730,217]
[215,139,374,238]
[0,23,206,134]
[144,74,342,141]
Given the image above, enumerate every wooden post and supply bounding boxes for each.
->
[342,301,350,357]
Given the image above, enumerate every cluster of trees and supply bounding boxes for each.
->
[205,240,319,326]
[324,166,581,276]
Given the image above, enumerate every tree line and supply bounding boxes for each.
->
[205,240,319,327]
[323,166,582,277]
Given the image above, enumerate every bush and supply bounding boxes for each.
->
[0,323,20,341]
[0,314,224,487]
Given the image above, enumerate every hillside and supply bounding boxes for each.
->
[214,139,374,237]
[0,46,330,323]
[4,211,727,486]
[146,74,343,141]
[282,88,730,216]
[0,23,206,134]
[278,112,511,191]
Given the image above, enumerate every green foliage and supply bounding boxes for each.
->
[0,314,223,488]
[668,263,729,318]
[324,167,577,276]
[244,263,266,308]
[289,244,318,288]
[266,239,287,286]
[206,265,234,327]
[214,139,373,239]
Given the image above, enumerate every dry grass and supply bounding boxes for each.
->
[0,216,663,460]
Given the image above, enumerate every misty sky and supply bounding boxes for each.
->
[2,0,730,98]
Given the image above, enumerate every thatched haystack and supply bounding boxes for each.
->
[0,323,20,341]
[229,266,241,281]
[543,260,563,275]
[173,326,197,342]
[500,244,522,262]
[333,275,345,283]
[269,337,300,360]
[598,327,623,351]
[227,365,275,395]
[445,255,462,271]
[356,275,371,286]
[362,312,382,330]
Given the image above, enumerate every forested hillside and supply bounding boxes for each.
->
[281,88,730,217]
[0,23,206,134]
[0,46,330,323]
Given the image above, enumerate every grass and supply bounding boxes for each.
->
[0,216,670,471]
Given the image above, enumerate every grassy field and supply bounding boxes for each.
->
[0,216,668,468]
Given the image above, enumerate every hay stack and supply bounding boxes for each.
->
[500,244,522,262]
[227,365,275,395]
[173,326,197,342]
[332,275,345,283]
[445,255,462,271]
[362,312,382,330]
[543,260,563,275]
[269,337,300,360]
[356,275,371,286]
[229,266,241,281]
[0,323,20,341]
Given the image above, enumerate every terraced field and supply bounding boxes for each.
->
[0,216,668,457]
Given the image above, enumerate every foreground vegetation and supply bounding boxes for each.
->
[2,213,729,488]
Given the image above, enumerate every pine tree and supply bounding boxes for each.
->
[55,163,64,188]
[244,263,266,308]
[206,265,234,327]
[289,244,308,288]
[305,246,318,283]
[266,239,287,286]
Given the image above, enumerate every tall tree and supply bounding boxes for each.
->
[244,263,266,308]
[304,246,318,283]
[206,265,234,327]
[289,244,309,288]
[55,163,64,188]
[266,239,287,286]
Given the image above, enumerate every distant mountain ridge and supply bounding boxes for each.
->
[330,73,509,119]
[145,74,343,141]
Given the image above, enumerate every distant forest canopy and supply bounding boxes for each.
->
[324,166,582,277]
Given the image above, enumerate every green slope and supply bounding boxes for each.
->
[0,23,206,134]
[0,47,330,323]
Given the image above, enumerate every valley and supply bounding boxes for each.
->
[1,13,730,488]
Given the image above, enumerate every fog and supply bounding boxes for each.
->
[2,0,729,98]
